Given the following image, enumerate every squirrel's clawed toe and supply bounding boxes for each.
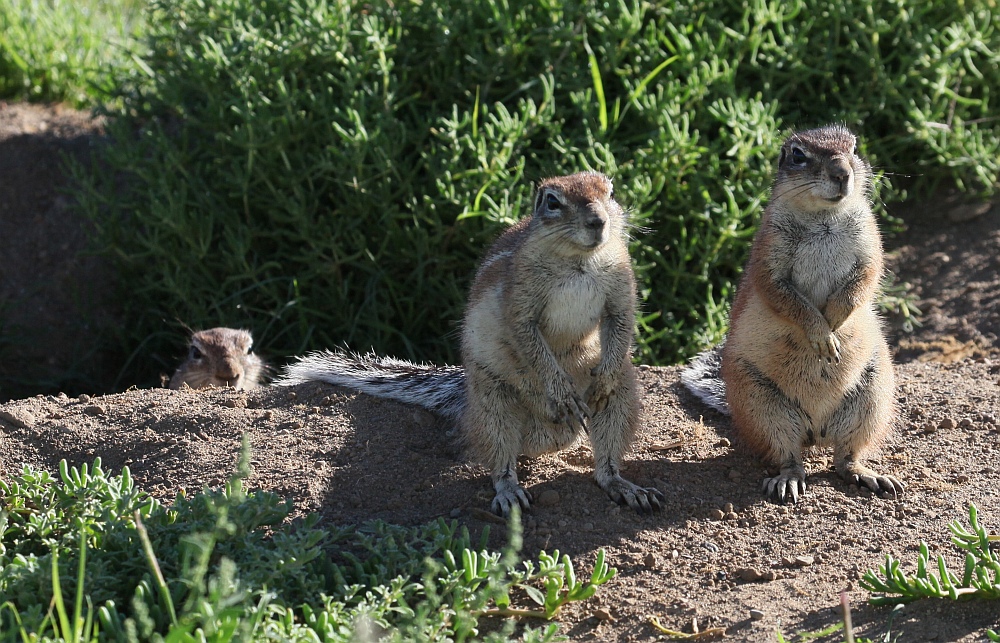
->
[848,471,904,498]
[549,393,591,431]
[763,473,806,504]
[600,477,664,514]
[491,486,533,517]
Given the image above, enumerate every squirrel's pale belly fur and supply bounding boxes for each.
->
[727,292,888,442]
[790,217,864,308]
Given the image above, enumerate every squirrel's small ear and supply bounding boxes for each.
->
[534,188,544,213]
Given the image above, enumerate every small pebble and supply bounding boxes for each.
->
[723,502,734,513]
[593,608,615,622]
[715,438,731,448]
[749,609,765,621]
[449,508,462,518]
[738,567,762,582]
[644,552,658,568]
[710,508,725,520]
[724,511,738,521]
[84,405,107,417]
[959,417,974,428]
[956,474,970,483]
[78,394,91,403]
[802,506,815,515]
[669,549,680,561]
[793,555,814,567]
[938,417,957,430]
[0,409,35,429]
[536,489,561,507]
[727,469,742,480]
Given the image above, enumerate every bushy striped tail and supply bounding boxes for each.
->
[277,350,466,419]
[679,344,730,415]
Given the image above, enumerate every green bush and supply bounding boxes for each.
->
[75,0,1000,384]
[0,0,143,107]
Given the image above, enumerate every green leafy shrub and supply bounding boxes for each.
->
[0,0,143,107]
[75,0,1000,385]
[0,450,613,641]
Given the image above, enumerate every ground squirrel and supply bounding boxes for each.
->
[169,327,265,390]
[281,171,663,516]
[682,124,903,502]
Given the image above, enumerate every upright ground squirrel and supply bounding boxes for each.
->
[282,171,663,515]
[169,327,265,390]
[682,125,903,502]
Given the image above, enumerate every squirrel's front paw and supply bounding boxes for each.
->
[585,369,617,413]
[547,382,590,430]
[810,331,841,364]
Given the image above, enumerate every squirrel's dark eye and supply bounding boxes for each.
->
[189,346,203,360]
[545,193,562,211]
[790,147,807,165]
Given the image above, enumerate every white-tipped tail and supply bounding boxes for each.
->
[679,344,730,415]
[278,350,466,419]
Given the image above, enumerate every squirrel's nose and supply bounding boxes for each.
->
[216,360,243,384]
[585,215,606,231]
[829,160,852,190]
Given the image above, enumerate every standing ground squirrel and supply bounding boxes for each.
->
[169,327,265,390]
[281,171,663,515]
[682,125,903,502]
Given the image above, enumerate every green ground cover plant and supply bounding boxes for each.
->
[861,503,999,642]
[861,503,1000,604]
[0,0,143,107]
[71,0,1000,385]
[0,444,614,641]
